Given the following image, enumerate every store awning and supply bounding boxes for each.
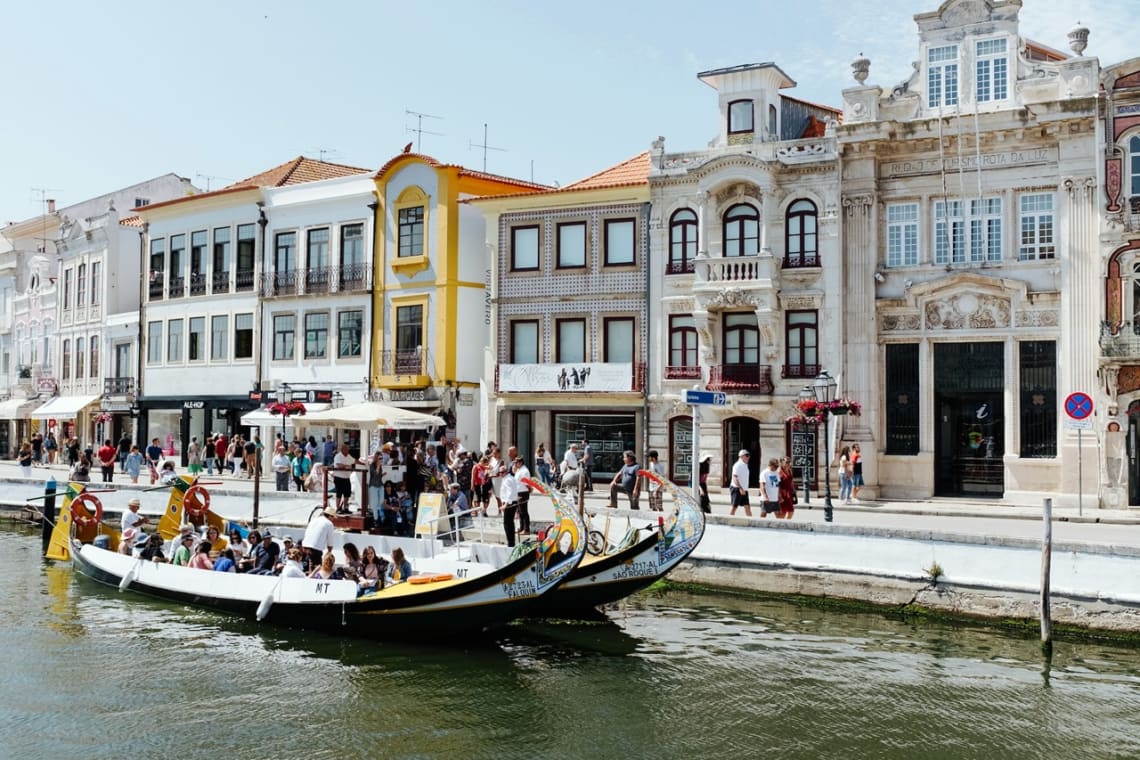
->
[0,397,44,419]
[240,403,331,428]
[29,394,101,420]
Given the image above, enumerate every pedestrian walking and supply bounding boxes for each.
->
[729,449,753,517]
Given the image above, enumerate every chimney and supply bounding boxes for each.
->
[47,199,56,213]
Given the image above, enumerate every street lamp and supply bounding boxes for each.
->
[814,370,838,522]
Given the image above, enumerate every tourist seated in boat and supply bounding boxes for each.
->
[188,541,214,570]
[358,545,388,593]
[213,548,236,573]
[309,552,344,580]
[341,542,364,582]
[280,548,307,578]
[119,527,140,555]
[248,531,280,575]
[387,547,412,584]
[139,533,166,562]
[171,530,196,566]
[228,529,248,564]
[121,496,149,536]
[203,525,227,553]
[236,530,261,572]
[273,536,299,574]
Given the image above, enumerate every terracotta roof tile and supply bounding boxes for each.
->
[562,152,650,191]
[119,215,143,228]
[223,156,371,190]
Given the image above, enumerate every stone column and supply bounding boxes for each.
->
[841,194,876,445]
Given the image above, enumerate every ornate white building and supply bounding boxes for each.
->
[839,0,1100,504]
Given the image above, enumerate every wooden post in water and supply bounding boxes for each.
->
[1040,497,1053,648]
[40,477,57,554]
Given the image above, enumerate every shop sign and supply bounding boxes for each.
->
[183,400,205,409]
[498,363,633,393]
[389,389,429,402]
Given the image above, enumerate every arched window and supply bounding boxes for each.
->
[723,204,759,258]
[668,209,697,274]
[785,199,818,268]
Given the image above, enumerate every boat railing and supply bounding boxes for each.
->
[415,503,487,562]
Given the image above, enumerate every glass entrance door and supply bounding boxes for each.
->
[934,342,1005,498]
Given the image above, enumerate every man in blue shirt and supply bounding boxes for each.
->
[607,450,641,510]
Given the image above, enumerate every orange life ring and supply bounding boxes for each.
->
[430,573,453,582]
[183,484,211,517]
[70,492,103,527]
[409,576,432,585]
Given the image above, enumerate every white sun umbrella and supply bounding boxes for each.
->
[302,401,445,430]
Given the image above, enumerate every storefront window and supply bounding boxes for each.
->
[554,412,636,480]
[148,410,182,457]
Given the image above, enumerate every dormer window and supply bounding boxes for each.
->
[927,45,959,108]
[975,38,1008,102]
[728,100,754,134]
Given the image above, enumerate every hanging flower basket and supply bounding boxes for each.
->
[268,401,307,417]
[94,412,114,424]
[786,397,862,424]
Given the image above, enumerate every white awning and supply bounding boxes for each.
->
[0,397,44,419]
[240,403,331,428]
[29,394,101,420]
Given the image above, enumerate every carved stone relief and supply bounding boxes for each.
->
[701,289,759,309]
[924,293,1010,330]
[881,313,922,331]
[1014,310,1060,328]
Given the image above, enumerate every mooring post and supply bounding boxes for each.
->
[41,477,57,554]
[1040,496,1053,649]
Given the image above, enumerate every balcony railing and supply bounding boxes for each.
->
[103,377,135,396]
[262,265,372,297]
[168,275,185,298]
[664,365,701,380]
[781,363,821,379]
[707,364,774,394]
[212,271,231,294]
[188,272,208,296]
[148,277,164,300]
[666,260,696,275]
[379,349,426,376]
[782,253,821,269]
[694,254,777,285]
[1101,320,1140,358]
[235,268,256,292]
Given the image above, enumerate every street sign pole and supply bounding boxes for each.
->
[1064,391,1093,518]
[1078,428,1083,517]
[691,404,701,500]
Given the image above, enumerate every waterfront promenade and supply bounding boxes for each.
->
[5,459,1140,633]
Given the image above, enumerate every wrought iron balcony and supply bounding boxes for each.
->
[235,269,256,292]
[212,271,231,294]
[664,365,701,380]
[148,277,164,300]
[666,260,696,275]
[168,274,185,299]
[781,363,821,379]
[379,349,426,376]
[188,272,208,296]
[103,377,135,396]
[1101,320,1140,358]
[262,265,372,297]
[707,364,774,394]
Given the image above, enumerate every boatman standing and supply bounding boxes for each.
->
[301,506,338,568]
[121,497,149,534]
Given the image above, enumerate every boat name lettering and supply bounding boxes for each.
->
[455,568,468,578]
[611,561,656,580]
[501,579,536,599]
[315,582,331,594]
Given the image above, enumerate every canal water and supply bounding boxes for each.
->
[4,527,1139,760]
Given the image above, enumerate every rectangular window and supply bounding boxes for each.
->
[728,99,754,134]
[75,337,84,379]
[886,203,919,267]
[188,317,205,362]
[935,197,1002,264]
[234,313,253,359]
[1019,340,1056,458]
[927,45,959,108]
[604,317,634,363]
[212,227,231,292]
[167,319,183,363]
[274,231,296,293]
[885,343,920,455]
[169,233,186,295]
[76,263,86,306]
[398,206,424,257]
[304,312,329,359]
[236,224,256,291]
[89,336,98,377]
[511,225,540,271]
[90,261,101,304]
[62,339,71,379]
[147,321,162,364]
[1018,193,1055,260]
[785,310,818,378]
[556,222,586,268]
[395,305,423,352]
[340,224,364,283]
[190,229,207,293]
[510,320,540,364]
[976,38,1008,102]
[210,315,228,361]
[556,318,586,363]
[273,314,295,361]
[306,228,330,293]
[603,219,636,266]
[337,310,362,358]
[669,315,697,369]
[63,269,72,309]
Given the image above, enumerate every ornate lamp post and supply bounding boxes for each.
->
[813,370,838,522]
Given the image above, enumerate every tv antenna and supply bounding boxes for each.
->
[28,187,63,253]
[469,123,506,172]
[405,109,444,153]
[194,173,233,192]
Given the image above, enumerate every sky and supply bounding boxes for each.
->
[1,0,1135,222]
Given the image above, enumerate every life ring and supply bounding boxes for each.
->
[70,492,103,527]
[183,485,211,518]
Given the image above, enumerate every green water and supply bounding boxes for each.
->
[3,528,1139,760]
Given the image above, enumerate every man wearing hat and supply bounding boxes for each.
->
[171,527,196,566]
[249,530,279,574]
[446,481,470,536]
[120,496,149,535]
[119,527,139,555]
[730,449,753,517]
[301,506,337,569]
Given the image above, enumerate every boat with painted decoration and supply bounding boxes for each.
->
[45,476,587,637]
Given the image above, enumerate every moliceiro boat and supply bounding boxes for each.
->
[517,471,706,617]
[47,477,588,637]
